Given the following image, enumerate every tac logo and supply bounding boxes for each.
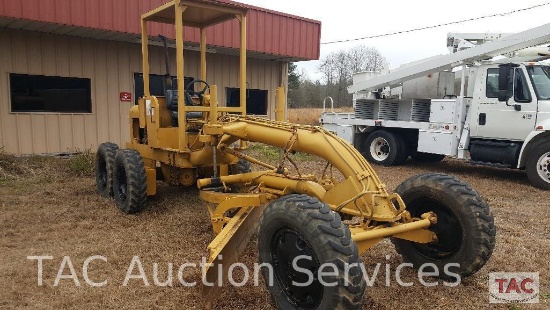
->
[489,272,539,303]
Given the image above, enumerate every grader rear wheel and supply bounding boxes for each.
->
[112,149,147,214]
[96,142,119,197]
[258,194,366,310]
[392,173,496,278]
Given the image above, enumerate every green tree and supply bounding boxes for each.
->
[288,62,300,90]
[288,62,303,108]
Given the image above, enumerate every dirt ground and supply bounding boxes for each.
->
[0,149,548,310]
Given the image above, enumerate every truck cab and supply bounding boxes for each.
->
[470,63,550,140]
[467,63,550,188]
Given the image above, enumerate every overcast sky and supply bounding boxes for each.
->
[236,0,550,80]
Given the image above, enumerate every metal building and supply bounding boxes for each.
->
[0,0,321,154]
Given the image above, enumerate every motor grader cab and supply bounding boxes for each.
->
[95,1,496,309]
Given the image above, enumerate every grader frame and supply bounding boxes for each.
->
[134,0,434,266]
[95,1,495,309]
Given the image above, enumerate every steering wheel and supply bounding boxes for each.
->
[186,79,210,105]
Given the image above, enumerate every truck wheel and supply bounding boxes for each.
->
[364,130,407,166]
[258,194,366,310]
[411,152,446,163]
[391,173,495,278]
[96,142,119,197]
[526,141,550,190]
[112,149,147,214]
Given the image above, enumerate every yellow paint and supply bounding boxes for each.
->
[275,87,286,121]
[202,205,264,309]
[145,167,157,196]
[129,2,444,308]
[141,1,175,22]
[200,28,207,81]
[141,20,150,98]
[175,3,187,150]
[200,191,268,234]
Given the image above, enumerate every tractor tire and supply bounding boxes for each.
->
[392,173,495,278]
[258,194,366,310]
[96,142,119,197]
[112,149,147,214]
[525,140,550,190]
[411,152,446,163]
[364,130,408,166]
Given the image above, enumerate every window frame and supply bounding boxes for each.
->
[8,73,93,114]
[133,73,195,105]
[513,68,532,104]
[526,65,550,100]
[226,87,269,116]
[485,68,500,99]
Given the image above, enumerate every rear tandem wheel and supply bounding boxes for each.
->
[96,142,119,197]
[112,149,148,214]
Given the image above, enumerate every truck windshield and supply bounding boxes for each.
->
[527,65,550,100]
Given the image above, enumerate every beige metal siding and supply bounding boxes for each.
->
[0,29,285,154]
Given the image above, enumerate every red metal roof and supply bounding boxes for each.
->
[0,0,321,61]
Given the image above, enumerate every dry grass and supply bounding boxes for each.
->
[67,150,96,177]
[288,108,353,125]
[0,152,549,309]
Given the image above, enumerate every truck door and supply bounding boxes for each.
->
[473,67,537,140]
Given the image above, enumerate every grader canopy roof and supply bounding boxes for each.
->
[142,0,247,28]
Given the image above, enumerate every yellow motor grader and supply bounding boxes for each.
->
[95,1,496,309]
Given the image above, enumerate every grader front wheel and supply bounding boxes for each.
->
[258,194,366,310]
[392,173,496,278]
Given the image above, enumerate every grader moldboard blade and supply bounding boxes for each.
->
[201,192,266,309]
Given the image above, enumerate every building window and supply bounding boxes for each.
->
[10,74,92,113]
[226,88,268,115]
[134,73,194,104]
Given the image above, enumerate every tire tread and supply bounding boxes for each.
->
[392,173,495,277]
[113,149,148,214]
[96,142,119,197]
[259,194,366,310]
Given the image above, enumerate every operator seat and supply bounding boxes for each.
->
[165,79,203,127]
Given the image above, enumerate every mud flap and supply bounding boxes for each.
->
[203,205,265,309]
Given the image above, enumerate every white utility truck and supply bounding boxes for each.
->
[321,24,550,189]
